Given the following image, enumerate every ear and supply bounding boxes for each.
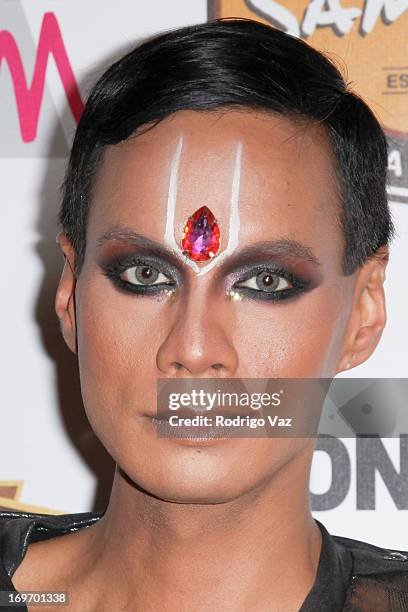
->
[55,232,78,354]
[336,247,389,373]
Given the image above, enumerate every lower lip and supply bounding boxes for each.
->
[146,417,237,446]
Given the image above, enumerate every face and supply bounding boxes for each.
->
[56,110,385,503]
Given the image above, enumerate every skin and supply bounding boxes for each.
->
[13,110,388,611]
[163,133,244,274]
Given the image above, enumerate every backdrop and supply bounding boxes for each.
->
[1,0,407,549]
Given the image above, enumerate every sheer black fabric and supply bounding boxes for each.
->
[0,511,407,611]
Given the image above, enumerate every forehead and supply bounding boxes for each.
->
[87,109,342,263]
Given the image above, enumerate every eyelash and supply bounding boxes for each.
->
[233,265,308,302]
[100,255,177,296]
[100,256,310,302]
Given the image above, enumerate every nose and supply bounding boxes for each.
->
[156,285,239,377]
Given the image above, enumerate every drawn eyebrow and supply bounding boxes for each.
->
[97,227,172,252]
[96,227,184,269]
[227,240,321,267]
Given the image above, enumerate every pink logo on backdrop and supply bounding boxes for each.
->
[0,11,83,144]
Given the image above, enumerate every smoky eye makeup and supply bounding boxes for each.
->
[98,251,179,296]
[229,263,316,302]
[98,247,317,304]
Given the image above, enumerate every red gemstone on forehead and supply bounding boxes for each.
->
[180,206,221,262]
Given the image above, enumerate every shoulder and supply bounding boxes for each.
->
[0,509,103,533]
[0,510,104,579]
[0,509,103,548]
[333,533,408,575]
[333,533,408,610]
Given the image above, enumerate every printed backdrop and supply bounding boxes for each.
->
[1,0,407,549]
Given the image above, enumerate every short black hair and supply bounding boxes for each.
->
[59,17,393,276]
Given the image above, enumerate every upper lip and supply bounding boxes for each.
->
[147,408,259,419]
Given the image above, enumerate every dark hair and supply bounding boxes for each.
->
[59,17,393,276]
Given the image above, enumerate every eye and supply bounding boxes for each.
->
[235,270,291,293]
[120,264,173,286]
[99,253,179,297]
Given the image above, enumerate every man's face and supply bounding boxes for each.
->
[63,110,358,502]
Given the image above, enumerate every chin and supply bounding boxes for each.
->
[123,450,255,505]
[137,481,249,505]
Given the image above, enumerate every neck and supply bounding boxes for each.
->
[78,441,321,611]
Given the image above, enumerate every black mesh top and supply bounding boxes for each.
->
[0,511,407,611]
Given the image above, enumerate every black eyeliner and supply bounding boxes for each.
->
[99,252,178,296]
[231,263,315,302]
[233,285,308,302]
[99,251,317,302]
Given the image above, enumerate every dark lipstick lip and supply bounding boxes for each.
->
[149,417,234,445]
[144,409,262,420]
[147,415,251,444]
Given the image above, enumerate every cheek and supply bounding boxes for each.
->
[232,287,348,377]
[75,276,169,433]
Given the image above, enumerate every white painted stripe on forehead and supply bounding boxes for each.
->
[195,140,242,276]
[164,134,200,272]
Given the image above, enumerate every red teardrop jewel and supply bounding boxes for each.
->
[180,206,221,262]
